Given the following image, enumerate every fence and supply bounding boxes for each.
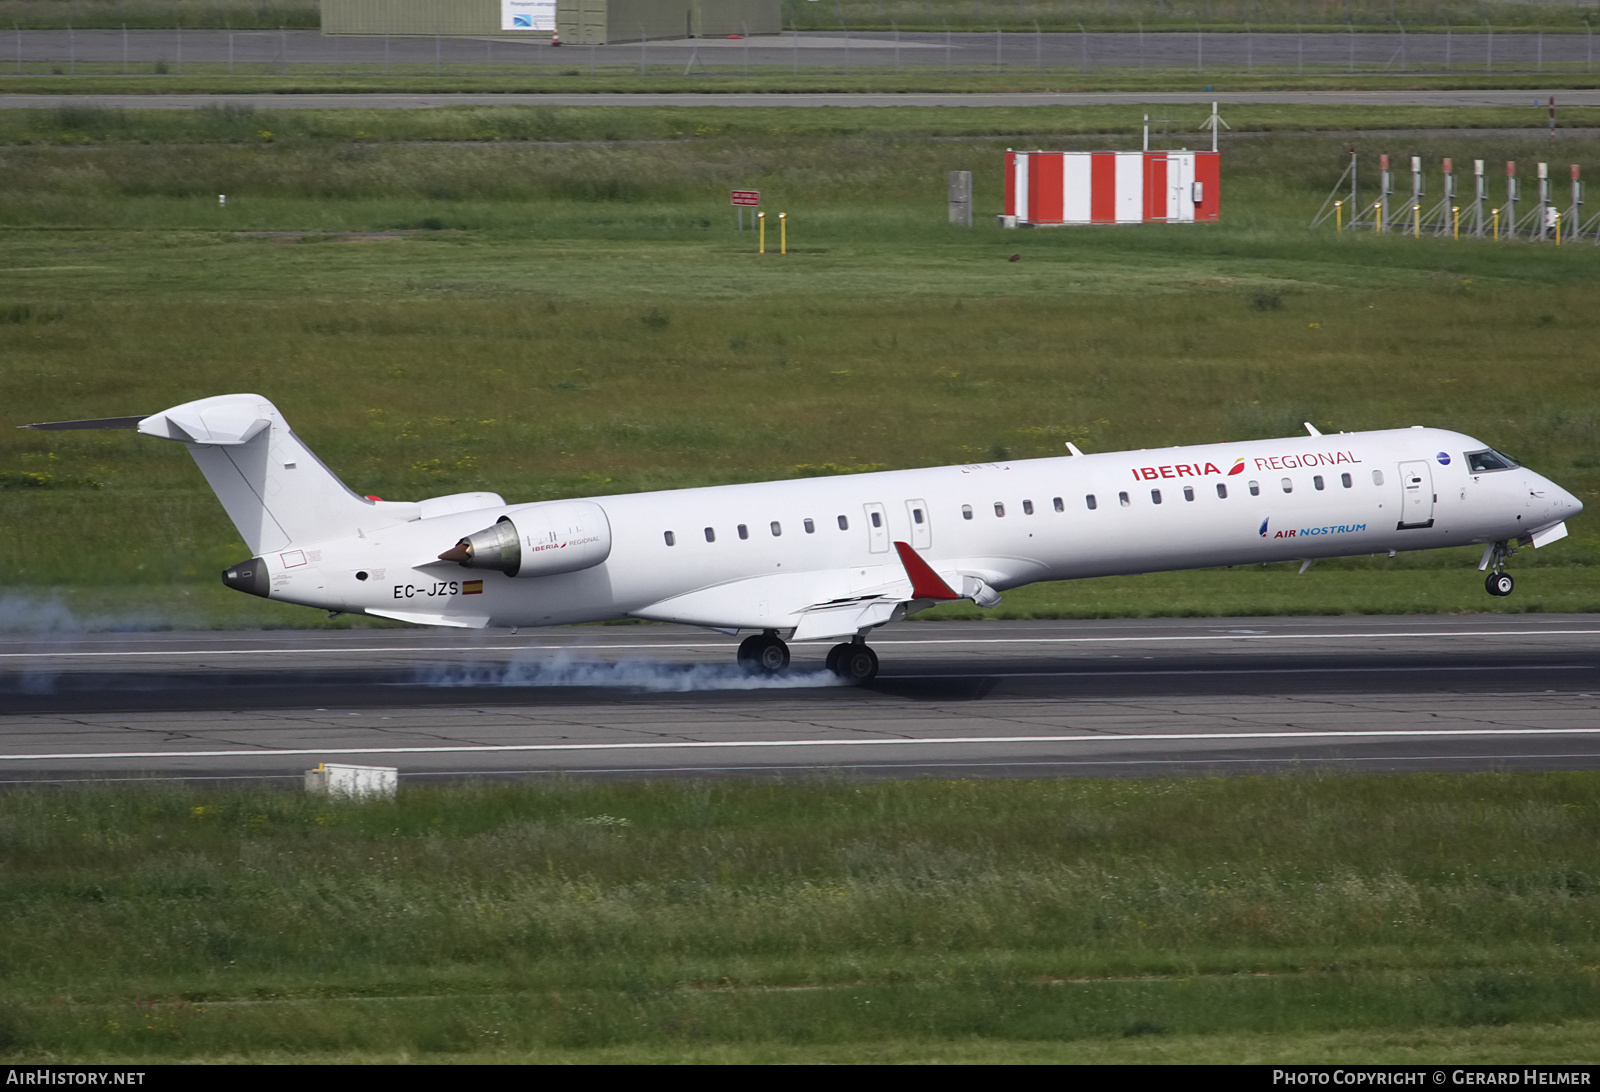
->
[5,27,1598,77]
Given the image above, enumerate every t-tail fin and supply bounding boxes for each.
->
[27,394,407,554]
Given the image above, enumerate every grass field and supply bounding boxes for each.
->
[0,774,1596,1062]
[1,104,1597,627]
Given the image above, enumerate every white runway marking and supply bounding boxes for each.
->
[9,727,1600,763]
[895,665,1590,678]
[9,752,1600,784]
[4,629,1599,659]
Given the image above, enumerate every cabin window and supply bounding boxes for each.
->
[663,531,676,546]
[1183,486,1195,502]
[804,518,815,534]
[770,521,782,537]
[1085,495,1097,510]
[1248,480,1261,497]
[738,524,749,540]
[837,515,849,530]
[994,502,1006,517]
[912,508,924,525]
[1118,492,1130,507]
[1022,499,1034,515]
[962,505,973,520]
[1281,478,1293,493]
[704,527,715,543]
[1313,475,1325,491]
[1216,483,1228,499]
[1372,470,1385,486]
[870,511,882,528]
[1053,497,1064,512]
[1151,489,1163,505]
[1341,473,1352,489]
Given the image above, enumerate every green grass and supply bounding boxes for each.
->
[1,774,1598,1061]
[0,101,1589,147]
[0,107,1596,625]
[9,67,1600,96]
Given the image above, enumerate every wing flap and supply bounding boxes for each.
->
[366,608,489,629]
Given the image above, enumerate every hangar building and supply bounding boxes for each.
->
[322,0,782,45]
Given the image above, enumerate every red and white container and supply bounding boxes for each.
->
[1003,150,1220,226]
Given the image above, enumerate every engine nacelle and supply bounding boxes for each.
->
[439,500,612,579]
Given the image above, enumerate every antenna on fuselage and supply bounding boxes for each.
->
[1065,442,1085,456]
[1304,422,1323,437]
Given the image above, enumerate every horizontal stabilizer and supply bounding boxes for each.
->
[19,415,148,431]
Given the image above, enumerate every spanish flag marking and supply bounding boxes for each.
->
[463,580,484,595]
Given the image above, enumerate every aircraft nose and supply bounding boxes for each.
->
[1536,475,1584,522]
[1555,483,1585,521]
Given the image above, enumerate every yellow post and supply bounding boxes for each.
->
[1335,200,1342,231]
[779,212,787,255]
[1452,206,1459,240]
[758,211,765,254]
[1374,202,1383,233]
[1555,214,1561,246]
[1413,203,1420,238]
[1493,207,1500,240]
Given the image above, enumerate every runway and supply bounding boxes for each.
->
[3,27,1597,84]
[2,615,1597,783]
[5,89,1600,110]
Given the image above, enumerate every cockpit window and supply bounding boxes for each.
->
[1466,449,1519,472]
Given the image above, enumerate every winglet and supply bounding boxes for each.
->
[893,541,960,600]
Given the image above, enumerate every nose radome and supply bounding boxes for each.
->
[1539,477,1584,521]
[1558,485,1585,520]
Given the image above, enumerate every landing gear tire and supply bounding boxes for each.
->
[827,642,879,684]
[1486,572,1515,597]
[737,633,790,674]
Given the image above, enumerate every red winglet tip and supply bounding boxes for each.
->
[893,541,960,600]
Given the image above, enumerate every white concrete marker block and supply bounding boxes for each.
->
[305,762,397,800]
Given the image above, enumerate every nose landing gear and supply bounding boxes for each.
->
[1480,540,1518,597]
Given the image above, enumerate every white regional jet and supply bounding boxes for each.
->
[25,394,1583,682]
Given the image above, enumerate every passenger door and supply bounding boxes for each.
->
[1397,460,1435,528]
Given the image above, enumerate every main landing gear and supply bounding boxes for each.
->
[1482,540,1517,598]
[736,632,880,684]
[736,632,790,673]
[825,640,879,684]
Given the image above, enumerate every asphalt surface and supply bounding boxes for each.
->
[4,28,1597,77]
[3,615,1597,783]
[3,88,1599,109]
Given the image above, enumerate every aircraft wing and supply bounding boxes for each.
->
[631,541,1000,640]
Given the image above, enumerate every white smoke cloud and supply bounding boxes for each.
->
[0,591,173,633]
[413,649,847,693]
